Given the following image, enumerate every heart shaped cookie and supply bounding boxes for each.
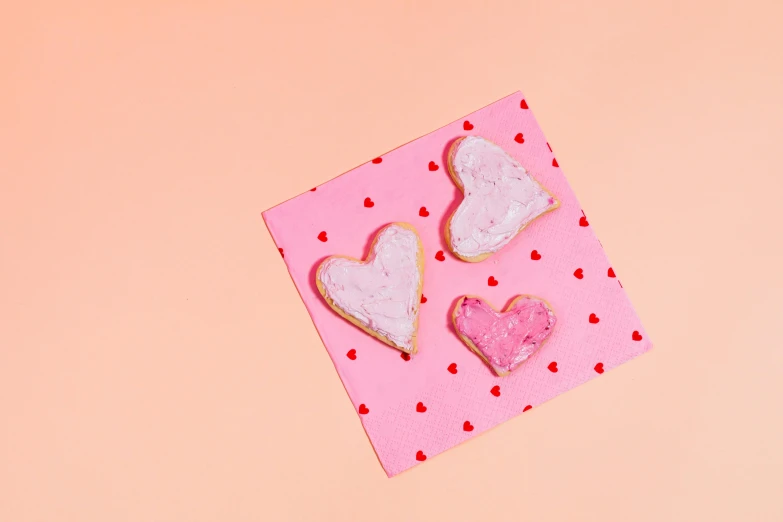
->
[445,136,559,262]
[316,223,424,354]
[452,295,557,376]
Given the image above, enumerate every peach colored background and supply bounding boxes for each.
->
[1,1,781,521]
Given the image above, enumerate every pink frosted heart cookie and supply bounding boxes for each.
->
[316,223,424,354]
[446,136,559,262]
[452,295,557,376]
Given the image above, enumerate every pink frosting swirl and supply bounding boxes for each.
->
[454,296,556,375]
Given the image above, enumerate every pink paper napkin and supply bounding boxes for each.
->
[263,92,652,476]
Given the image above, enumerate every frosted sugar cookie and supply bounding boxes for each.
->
[316,223,424,354]
[452,295,557,376]
[446,136,559,262]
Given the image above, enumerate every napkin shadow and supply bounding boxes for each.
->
[445,295,464,341]
[438,138,463,252]
[308,256,330,303]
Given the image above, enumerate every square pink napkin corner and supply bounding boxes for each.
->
[262,92,652,476]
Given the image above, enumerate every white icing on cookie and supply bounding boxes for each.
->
[448,136,558,259]
[318,224,422,352]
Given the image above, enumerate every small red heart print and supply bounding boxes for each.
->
[523,405,533,412]
[416,450,427,461]
[278,248,284,258]
[594,362,605,374]
[488,276,498,286]
[363,197,374,208]
[579,216,589,227]
[358,404,369,414]
[574,268,584,279]
[401,352,411,361]
[371,157,382,164]
[317,231,328,242]
[463,421,474,432]
[310,187,317,191]
[416,402,427,413]
[419,207,429,217]
[346,349,357,360]
[589,313,600,324]
[463,120,474,130]
[420,295,427,304]
[514,133,525,144]
[448,363,458,374]
[608,267,616,278]
[552,158,559,167]
[633,331,643,341]
[428,161,439,171]
[435,251,445,262]
[548,361,558,373]
[520,99,529,109]
[531,250,542,260]
[490,385,501,397]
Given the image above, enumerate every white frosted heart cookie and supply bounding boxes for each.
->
[316,223,424,354]
[446,136,559,262]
